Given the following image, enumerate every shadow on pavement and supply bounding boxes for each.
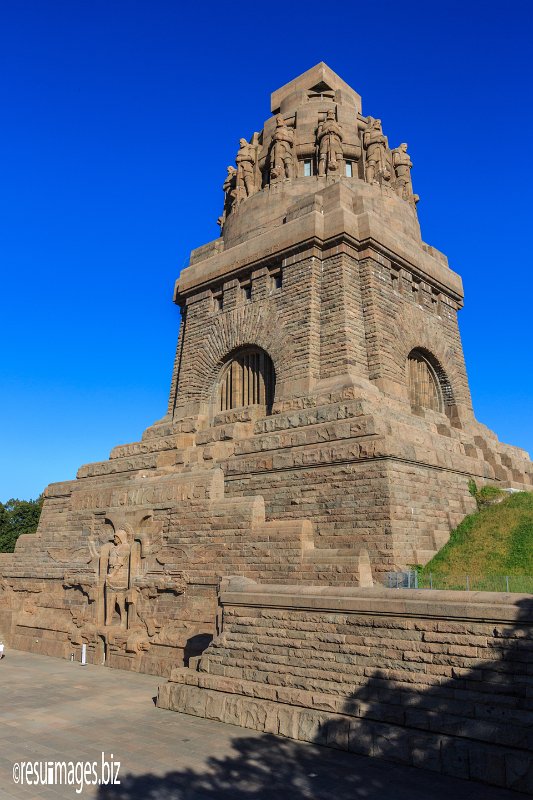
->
[98,596,533,799]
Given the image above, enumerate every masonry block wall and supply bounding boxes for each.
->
[171,250,323,420]
[0,465,370,674]
[159,582,533,793]
[359,251,472,411]
[162,156,532,573]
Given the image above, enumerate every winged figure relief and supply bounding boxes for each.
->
[48,533,100,566]
[156,544,214,567]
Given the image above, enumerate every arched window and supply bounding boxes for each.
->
[407,349,445,412]
[218,347,275,414]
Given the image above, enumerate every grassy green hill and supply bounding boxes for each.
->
[419,490,533,592]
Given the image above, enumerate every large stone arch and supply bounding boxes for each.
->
[406,347,453,411]
[186,302,291,409]
[388,304,472,412]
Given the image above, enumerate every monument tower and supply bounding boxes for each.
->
[1,64,531,675]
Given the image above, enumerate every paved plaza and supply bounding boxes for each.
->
[0,649,527,799]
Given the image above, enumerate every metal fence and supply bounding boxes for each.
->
[385,571,533,593]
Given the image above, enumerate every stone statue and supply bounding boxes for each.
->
[363,117,391,184]
[217,165,237,229]
[235,139,257,204]
[317,109,343,176]
[269,115,295,181]
[392,143,418,203]
[104,530,131,629]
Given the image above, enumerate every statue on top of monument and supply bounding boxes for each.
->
[269,115,295,182]
[217,165,237,229]
[235,138,257,205]
[392,143,419,204]
[317,109,344,176]
[363,117,391,184]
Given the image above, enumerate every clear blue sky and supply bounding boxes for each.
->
[1,1,532,501]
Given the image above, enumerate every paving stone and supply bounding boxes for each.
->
[0,649,525,800]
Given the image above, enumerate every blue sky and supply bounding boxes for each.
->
[1,1,532,501]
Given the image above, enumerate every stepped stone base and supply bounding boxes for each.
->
[0,381,531,675]
[158,580,533,793]
[0,459,372,675]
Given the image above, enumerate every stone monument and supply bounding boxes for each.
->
[269,114,295,181]
[363,116,391,183]
[317,109,343,176]
[0,62,531,680]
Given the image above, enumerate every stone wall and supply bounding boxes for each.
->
[216,384,533,570]
[0,468,371,675]
[359,250,472,410]
[159,580,533,793]
[163,168,533,573]
[224,454,477,573]
[171,248,323,418]
[170,213,470,423]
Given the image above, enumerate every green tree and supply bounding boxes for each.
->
[0,496,43,553]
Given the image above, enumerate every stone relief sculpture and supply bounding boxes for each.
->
[56,515,189,659]
[103,530,132,629]
[217,165,237,229]
[392,143,419,203]
[269,115,295,182]
[235,139,257,205]
[363,117,391,184]
[317,109,344,176]
[91,520,146,632]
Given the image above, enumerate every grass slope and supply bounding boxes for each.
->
[420,491,533,592]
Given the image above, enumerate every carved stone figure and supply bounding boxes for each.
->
[104,530,131,629]
[217,165,237,229]
[392,143,418,203]
[363,117,391,184]
[317,109,343,176]
[269,115,295,182]
[235,139,257,204]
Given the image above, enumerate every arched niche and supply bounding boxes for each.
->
[406,348,454,414]
[217,346,276,415]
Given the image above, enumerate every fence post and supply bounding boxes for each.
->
[466,575,470,591]
[430,572,433,590]
[505,576,510,593]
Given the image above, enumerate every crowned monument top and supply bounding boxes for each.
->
[270,62,362,115]
[212,61,420,250]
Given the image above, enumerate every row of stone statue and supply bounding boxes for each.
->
[218,113,418,228]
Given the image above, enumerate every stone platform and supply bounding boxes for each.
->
[158,582,533,794]
[0,649,525,800]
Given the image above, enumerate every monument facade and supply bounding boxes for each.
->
[0,63,532,679]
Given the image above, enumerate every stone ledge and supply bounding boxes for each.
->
[219,582,533,624]
[156,682,532,791]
